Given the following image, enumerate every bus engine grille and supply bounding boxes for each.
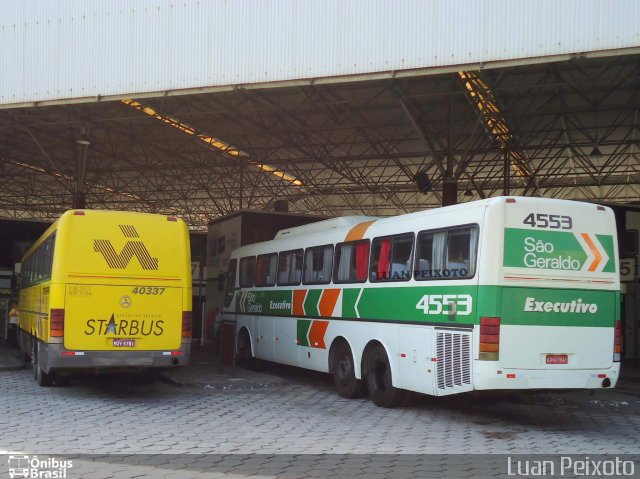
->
[436,331,472,392]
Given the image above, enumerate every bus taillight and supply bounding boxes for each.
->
[182,311,192,338]
[50,309,65,337]
[479,316,500,361]
[614,320,622,361]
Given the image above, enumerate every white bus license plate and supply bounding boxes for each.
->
[546,354,568,365]
[113,339,136,347]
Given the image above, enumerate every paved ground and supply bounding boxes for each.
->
[1,341,640,478]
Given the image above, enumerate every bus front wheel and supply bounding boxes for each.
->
[365,344,405,408]
[331,340,365,399]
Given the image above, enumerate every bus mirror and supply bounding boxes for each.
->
[217,272,226,291]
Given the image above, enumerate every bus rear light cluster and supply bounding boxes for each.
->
[50,309,65,337]
[479,316,500,361]
[614,320,622,362]
[182,311,192,338]
[61,351,84,356]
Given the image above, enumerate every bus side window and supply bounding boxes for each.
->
[278,249,303,286]
[446,227,478,278]
[334,240,369,283]
[371,233,413,282]
[239,256,256,288]
[256,253,278,287]
[414,225,478,280]
[303,245,333,285]
[224,259,237,307]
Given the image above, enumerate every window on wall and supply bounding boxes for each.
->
[370,233,414,282]
[239,256,256,288]
[224,259,237,307]
[303,245,333,285]
[414,225,478,280]
[334,240,370,283]
[255,253,278,287]
[277,249,303,286]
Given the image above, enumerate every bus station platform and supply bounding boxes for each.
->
[3,339,640,395]
[156,341,288,390]
[0,341,24,370]
[0,339,287,390]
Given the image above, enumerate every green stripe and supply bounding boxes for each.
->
[303,289,322,316]
[596,234,616,273]
[342,288,361,318]
[233,285,618,328]
[296,319,311,347]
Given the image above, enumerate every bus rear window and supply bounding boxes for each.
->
[415,226,478,280]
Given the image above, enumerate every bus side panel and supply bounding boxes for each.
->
[397,325,435,395]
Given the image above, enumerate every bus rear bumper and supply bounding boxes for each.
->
[40,341,191,373]
[472,360,620,390]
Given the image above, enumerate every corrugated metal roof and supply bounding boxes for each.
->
[1,0,640,107]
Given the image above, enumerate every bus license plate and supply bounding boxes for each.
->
[113,339,136,347]
[546,354,568,365]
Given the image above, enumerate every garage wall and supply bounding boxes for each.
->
[2,0,640,107]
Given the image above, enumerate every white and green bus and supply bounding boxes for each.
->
[223,197,621,407]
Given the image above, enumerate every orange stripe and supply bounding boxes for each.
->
[293,290,307,316]
[581,233,602,272]
[318,289,340,316]
[308,320,329,349]
[345,220,376,241]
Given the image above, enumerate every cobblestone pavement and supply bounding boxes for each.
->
[1,366,640,477]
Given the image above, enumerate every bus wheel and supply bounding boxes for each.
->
[331,340,365,399]
[31,340,37,380]
[365,344,405,408]
[236,328,253,368]
[34,341,54,387]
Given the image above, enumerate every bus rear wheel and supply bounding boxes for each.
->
[331,340,365,399]
[33,341,54,387]
[365,344,405,408]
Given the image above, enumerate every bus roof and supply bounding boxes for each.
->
[231,196,612,258]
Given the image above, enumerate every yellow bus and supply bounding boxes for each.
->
[17,210,192,386]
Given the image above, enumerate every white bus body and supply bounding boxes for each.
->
[223,197,620,407]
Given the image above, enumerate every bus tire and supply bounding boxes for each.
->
[365,344,405,408]
[236,328,253,368]
[331,340,365,399]
[31,339,37,380]
[34,341,54,387]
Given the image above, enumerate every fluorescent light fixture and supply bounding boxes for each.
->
[458,71,528,177]
[122,99,303,186]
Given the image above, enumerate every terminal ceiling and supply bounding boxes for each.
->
[1,53,639,229]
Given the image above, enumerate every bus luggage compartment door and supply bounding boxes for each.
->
[64,284,182,351]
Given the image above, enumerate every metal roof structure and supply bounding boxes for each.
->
[1,1,639,228]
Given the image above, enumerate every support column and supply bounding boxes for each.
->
[442,179,458,207]
[72,192,86,209]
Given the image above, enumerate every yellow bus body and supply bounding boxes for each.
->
[17,210,192,384]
